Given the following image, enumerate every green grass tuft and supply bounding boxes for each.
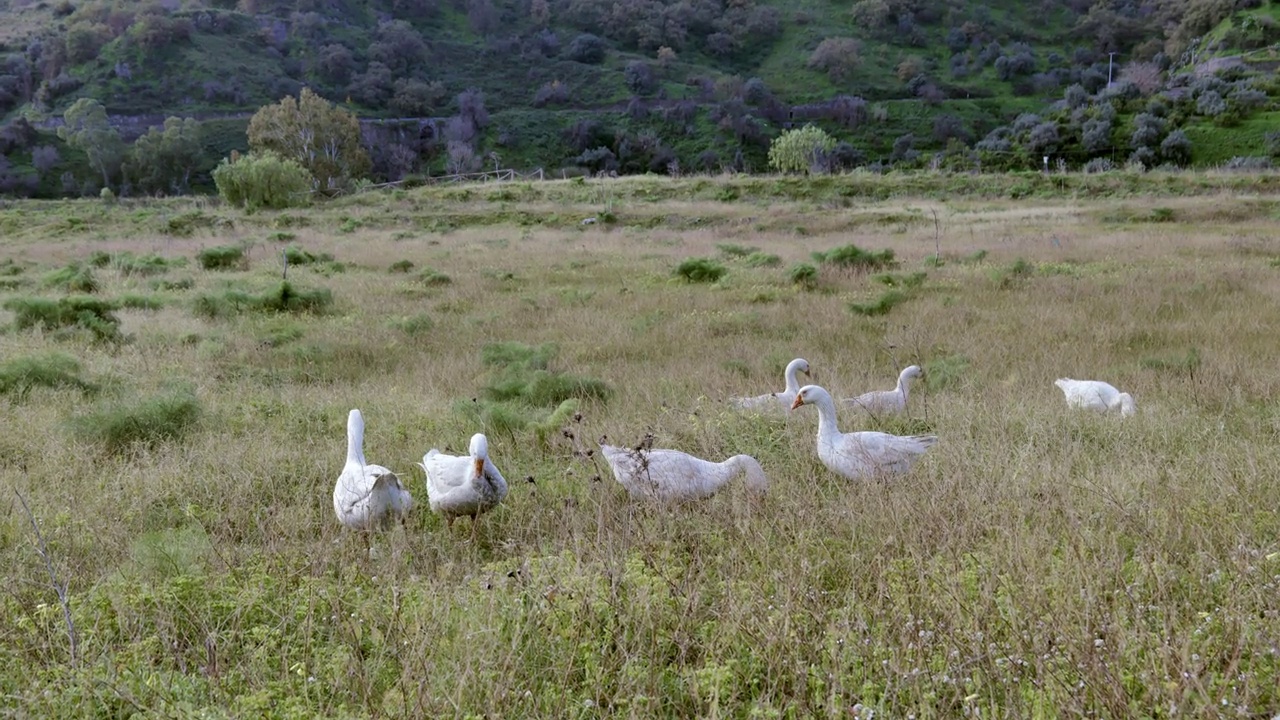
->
[197,245,248,271]
[389,260,415,273]
[744,251,782,268]
[849,289,910,316]
[789,262,819,288]
[717,243,760,258]
[43,264,99,293]
[418,268,452,285]
[4,295,121,342]
[675,257,728,283]
[813,244,896,272]
[193,281,333,319]
[118,294,165,311]
[387,313,435,336]
[0,352,97,400]
[282,245,335,266]
[874,271,928,289]
[71,386,202,454]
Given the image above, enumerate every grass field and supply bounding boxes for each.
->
[2,173,1280,717]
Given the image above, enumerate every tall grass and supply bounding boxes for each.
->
[2,187,1279,718]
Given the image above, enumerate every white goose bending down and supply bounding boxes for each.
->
[844,364,923,416]
[333,409,413,531]
[792,385,937,480]
[732,357,811,413]
[1054,378,1136,417]
[418,433,508,530]
[598,441,768,501]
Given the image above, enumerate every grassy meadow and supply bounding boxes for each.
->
[2,173,1280,717]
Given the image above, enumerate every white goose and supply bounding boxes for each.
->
[418,433,509,531]
[732,357,811,413]
[792,385,937,480]
[599,441,768,501]
[844,364,923,416]
[333,409,413,531]
[1054,378,1136,417]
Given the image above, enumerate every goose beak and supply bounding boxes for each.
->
[474,457,485,477]
[791,395,805,410]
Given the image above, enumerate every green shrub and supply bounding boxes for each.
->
[4,295,121,342]
[117,294,164,311]
[152,277,195,291]
[113,253,178,277]
[813,244,896,272]
[789,262,818,288]
[267,231,297,243]
[849,289,909,316]
[0,258,25,276]
[256,319,305,347]
[768,125,837,173]
[212,151,314,211]
[197,245,247,271]
[874,271,927,289]
[717,243,759,258]
[744,252,782,268]
[675,257,728,283]
[387,313,434,336]
[71,386,202,454]
[389,260,415,273]
[419,268,452,286]
[165,211,221,237]
[43,264,99,293]
[282,245,334,266]
[193,281,333,319]
[461,342,611,441]
[0,352,97,399]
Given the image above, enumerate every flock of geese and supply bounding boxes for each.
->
[332,358,1137,534]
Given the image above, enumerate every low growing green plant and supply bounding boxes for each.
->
[193,281,333,319]
[283,245,335,266]
[43,264,99,293]
[675,257,728,283]
[71,386,202,454]
[4,295,121,342]
[197,245,248,271]
[849,289,909,316]
[813,244,896,272]
[389,260,415,273]
[744,252,782,268]
[789,262,818,288]
[0,352,97,400]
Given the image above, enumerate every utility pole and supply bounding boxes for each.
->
[1108,52,1118,87]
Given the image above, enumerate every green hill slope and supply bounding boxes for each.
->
[1,0,1278,194]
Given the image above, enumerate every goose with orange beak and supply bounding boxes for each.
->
[791,385,937,480]
[418,433,509,533]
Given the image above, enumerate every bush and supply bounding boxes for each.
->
[1083,157,1115,174]
[813,244,895,272]
[212,151,314,211]
[282,245,335,266]
[118,294,165,311]
[675,258,728,283]
[789,262,818,288]
[717,243,760,258]
[112,253,178,277]
[4,295,121,342]
[193,281,333,319]
[768,125,837,173]
[197,245,248,271]
[849,289,909,316]
[389,260,415,273]
[419,268,452,286]
[43,264,99,293]
[566,33,606,64]
[388,313,434,336]
[0,352,96,400]
[71,386,202,454]
[744,252,782,268]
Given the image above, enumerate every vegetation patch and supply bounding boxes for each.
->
[389,260,415,273]
[744,252,782,268]
[850,289,911,316]
[387,313,434,337]
[197,245,249,271]
[43,264,99,293]
[418,268,452,286]
[4,295,121,342]
[0,352,97,400]
[117,294,165,311]
[813,244,897,273]
[255,319,305,348]
[924,354,970,392]
[282,245,335,266]
[675,257,728,283]
[716,243,760,258]
[193,281,333,319]
[789,262,819,289]
[71,386,202,455]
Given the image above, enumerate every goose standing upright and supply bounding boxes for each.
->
[792,385,937,480]
[333,409,413,531]
[598,440,768,501]
[418,433,509,532]
[732,358,811,413]
[1054,378,1136,417]
[844,364,923,416]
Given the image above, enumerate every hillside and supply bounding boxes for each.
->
[1,0,1279,195]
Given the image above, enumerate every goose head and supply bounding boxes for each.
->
[1118,393,1136,417]
[902,365,923,380]
[469,433,489,477]
[790,384,832,410]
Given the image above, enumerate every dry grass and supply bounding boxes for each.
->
[2,180,1280,717]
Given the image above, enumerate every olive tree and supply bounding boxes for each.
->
[247,88,370,193]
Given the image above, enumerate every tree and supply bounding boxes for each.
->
[624,61,656,95]
[57,98,123,190]
[247,88,371,193]
[768,125,836,173]
[1118,61,1163,96]
[125,117,203,194]
[567,34,607,64]
[1160,129,1192,166]
[212,151,314,210]
[530,0,550,26]
[807,37,860,82]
